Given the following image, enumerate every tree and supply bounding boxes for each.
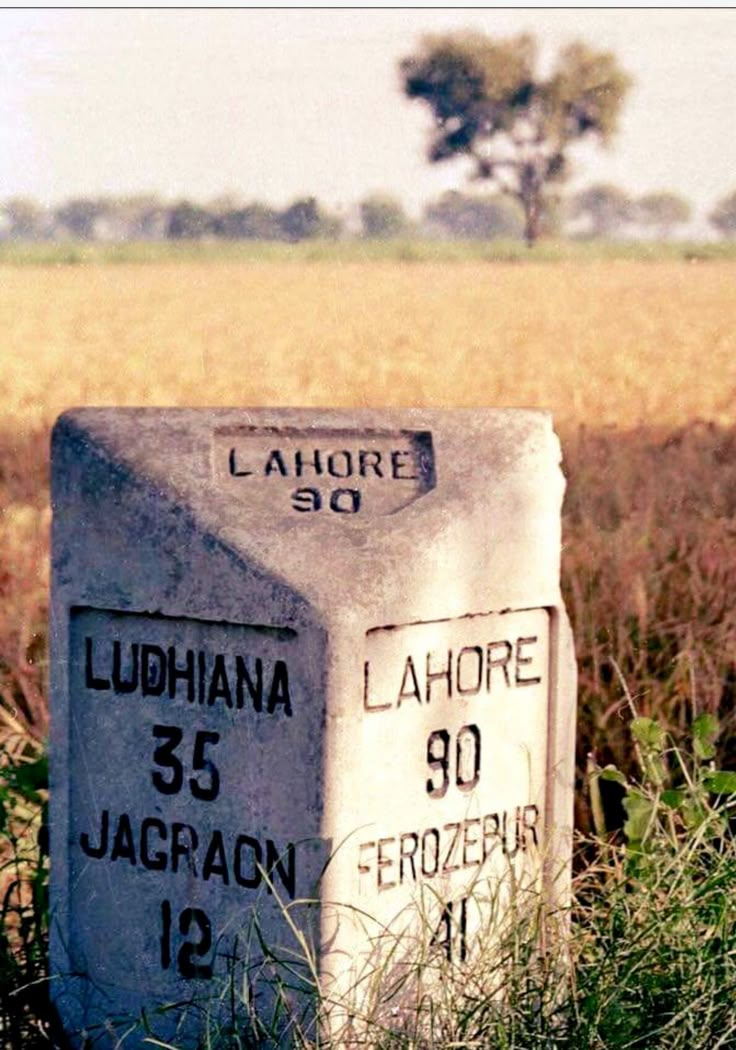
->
[54,198,108,240]
[278,197,341,241]
[212,202,282,240]
[359,193,408,238]
[709,191,736,239]
[424,190,523,239]
[400,32,631,246]
[568,183,634,238]
[635,191,691,239]
[166,201,213,240]
[116,195,169,241]
[0,198,48,240]
[91,195,168,241]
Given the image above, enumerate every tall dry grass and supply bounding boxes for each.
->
[1,257,736,823]
[561,422,736,831]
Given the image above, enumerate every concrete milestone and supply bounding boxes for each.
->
[50,408,576,1046]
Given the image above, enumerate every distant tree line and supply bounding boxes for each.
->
[568,185,692,239]
[0,194,343,244]
[566,185,736,240]
[0,190,524,243]
[2,187,736,244]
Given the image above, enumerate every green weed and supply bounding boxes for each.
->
[0,741,60,1046]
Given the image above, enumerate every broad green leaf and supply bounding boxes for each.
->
[623,791,655,843]
[642,754,667,788]
[631,717,666,753]
[598,765,628,787]
[693,712,719,760]
[704,770,736,795]
[682,800,709,830]
[661,788,686,809]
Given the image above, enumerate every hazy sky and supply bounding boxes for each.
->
[2,9,735,228]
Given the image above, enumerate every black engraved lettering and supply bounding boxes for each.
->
[84,637,110,690]
[189,730,221,802]
[486,641,512,690]
[442,822,462,874]
[462,818,481,867]
[141,644,166,696]
[431,902,453,962]
[504,810,519,857]
[202,829,229,884]
[397,655,421,706]
[327,450,353,478]
[110,813,136,864]
[357,841,375,879]
[266,840,296,899]
[294,449,323,477]
[522,804,540,849]
[229,448,252,476]
[198,650,206,705]
[112,640,139,693]
[377,837,397,891]
[264,450,288,476]
[421,828,440,877]
[167,646,194,702]
[207,653,233,708]
[160,899,172,970]
[456,724,481,792]
[516,636,542,686]
[358,450,383,477]
[426,649,452,703]
[171,822,199,876]
[363,660,391,712]
[482,813,501,860]
[267,660,292,716]
[233,835,262,889]
[426,728,450,798]
[390,449,418,480]
[330,488,361,514]
[178,907,213,979]
[291,487,321,512]
[459,896,469,962]
[80,808,109,858]
[151,724,184,795]
[456,646,483,696]
[398,833,419,883]
[236,656,262,711]
[140,817,168,871]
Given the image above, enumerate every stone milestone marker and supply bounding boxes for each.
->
[50,408,576,1046]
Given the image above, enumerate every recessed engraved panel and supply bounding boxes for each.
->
[353,607,550,957]
[213,426,436,518]
[66,607,326,1015]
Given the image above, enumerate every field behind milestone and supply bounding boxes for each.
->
[2,250,736,827]
[3,254,736,429]
[3,249,736,1045]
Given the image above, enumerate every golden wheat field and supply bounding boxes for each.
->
[3,256,736,831]
[2,259,735,430]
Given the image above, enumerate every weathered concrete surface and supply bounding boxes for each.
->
[50,408,576,1046]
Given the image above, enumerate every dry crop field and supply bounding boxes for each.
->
[2,259,736,428]
[2,255,736,832]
